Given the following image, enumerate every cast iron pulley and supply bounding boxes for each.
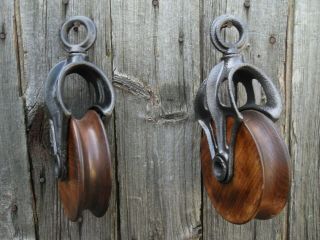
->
[45,16,115,221]
[194,15,291,224]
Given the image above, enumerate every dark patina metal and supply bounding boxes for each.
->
[45,16,115,179]
[195,15,282,183]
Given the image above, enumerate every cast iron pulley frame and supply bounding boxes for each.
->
[45,16,115,180]
[194,15,282,183]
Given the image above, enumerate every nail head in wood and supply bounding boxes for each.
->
[269,35,276,44]
[39,177,45,183]
[152,0,159,7]
[244,0,250,8]
[0,32,6,39]
[11,204,18,213]
[73,21,81,32]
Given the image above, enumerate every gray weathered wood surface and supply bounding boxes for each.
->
[288,0,320,239]
[111,0,201,239]
[0,0,319,239]
[0,0,35,239]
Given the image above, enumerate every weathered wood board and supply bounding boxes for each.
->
[0,0,35,239]
[0,0,319,239]
[288,0,320,239]
[111,0,202,239]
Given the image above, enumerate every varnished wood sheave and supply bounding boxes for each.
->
[201,110,291,224]
[58,110,112,221]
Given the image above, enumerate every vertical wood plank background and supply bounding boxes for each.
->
[0,1,35,239]
[289,0,320,239]
[0,0,319,239]
[111,0,201,239]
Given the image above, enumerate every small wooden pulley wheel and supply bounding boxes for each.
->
[195,15,291,224]
[45,16,115,221]
[59,110,112,221]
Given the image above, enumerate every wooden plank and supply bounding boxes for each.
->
[0,0,36,239]
[111,0,202,239]
[288,0,320,239]
[18,0,118,239]
[201,0,289,239]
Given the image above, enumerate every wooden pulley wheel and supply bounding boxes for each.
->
[201,110,291,224]
[58,110,112,221]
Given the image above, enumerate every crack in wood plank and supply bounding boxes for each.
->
[113,72,157,101]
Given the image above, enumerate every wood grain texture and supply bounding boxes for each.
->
[0,0,36,239]
[2,0,320,239]
[111,0,202,239]
[201,0,289,239]
[201,111,290,224]
[18,0,117,239]
[288,0,320,239]
[59,110,112,221]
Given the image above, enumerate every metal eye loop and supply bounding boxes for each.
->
[210,15,248,54]
[60,16,97,53]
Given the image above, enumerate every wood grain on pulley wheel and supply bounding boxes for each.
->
[201,110,290,224]
[58,110,112,221]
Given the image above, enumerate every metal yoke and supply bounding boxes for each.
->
[45,16,115,179]
[194,15,282,183]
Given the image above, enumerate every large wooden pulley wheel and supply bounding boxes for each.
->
[58,110,112,221]
[201,110,290,224]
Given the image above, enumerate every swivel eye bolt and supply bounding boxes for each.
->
[210,15,247,54]
[195,15,250,184]
[45,16,115,221]
[195,15,290,224]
